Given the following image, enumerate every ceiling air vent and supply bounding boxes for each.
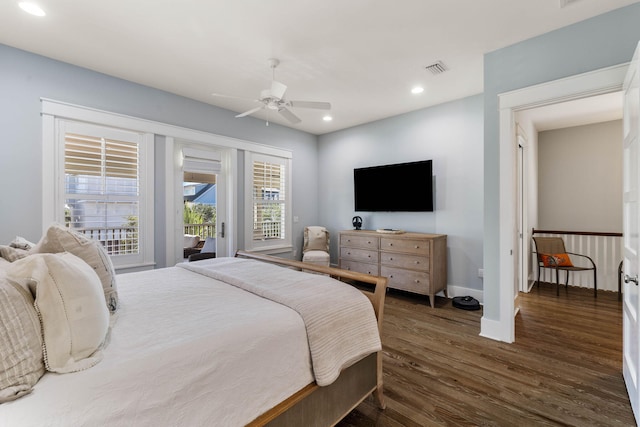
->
[425,61,448,75]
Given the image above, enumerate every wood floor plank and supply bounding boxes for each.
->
[338,283,635,426]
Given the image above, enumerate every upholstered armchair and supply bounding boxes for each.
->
[302,226,330,267]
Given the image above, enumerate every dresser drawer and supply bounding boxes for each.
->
[381,266,430,294]
[340,234,380,250]
[380,237,430,256]
[380,252,429,272]
[340,259,379,276]
[340,247,378,263]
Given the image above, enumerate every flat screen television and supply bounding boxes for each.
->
[354,160,433,212]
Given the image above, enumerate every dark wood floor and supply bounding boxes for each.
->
[338,283,634,427]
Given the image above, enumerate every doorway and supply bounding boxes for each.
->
[183,170,217,259]
[177,143,230,263]
[494,63,628,343]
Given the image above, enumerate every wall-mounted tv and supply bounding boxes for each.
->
[354,160,433,212]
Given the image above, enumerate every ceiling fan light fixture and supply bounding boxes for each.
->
[18,1,45,16]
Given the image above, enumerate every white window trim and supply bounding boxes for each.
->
[244,152,293,253]
[42,104,155,270]
[42,98,293,265]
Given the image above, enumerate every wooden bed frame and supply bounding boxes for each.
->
[235,251,387,427]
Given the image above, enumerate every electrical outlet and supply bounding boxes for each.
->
[478,268,484,278]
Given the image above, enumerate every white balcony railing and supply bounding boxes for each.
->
[532,229,622,293]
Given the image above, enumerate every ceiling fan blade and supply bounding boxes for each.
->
[270,80,287,100]
[212,92,255,101]
[278,107,302,124]
[289,100,331,110]
[235,106,264,118]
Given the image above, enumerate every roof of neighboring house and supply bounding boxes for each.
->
[184,184,216,205]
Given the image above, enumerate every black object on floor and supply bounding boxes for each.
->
[452,296,481,310]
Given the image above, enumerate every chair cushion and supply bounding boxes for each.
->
[183,234,200,249]
[201,237,216,253]
[541,253,573,267]
[302,250,330,266]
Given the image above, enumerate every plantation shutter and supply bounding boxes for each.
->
[64,131,141,255]
[252,159,286,241]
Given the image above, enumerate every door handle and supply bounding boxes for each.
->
[624,274,639,285]
[220,222,225,238]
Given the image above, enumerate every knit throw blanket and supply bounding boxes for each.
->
[179,258,381,386]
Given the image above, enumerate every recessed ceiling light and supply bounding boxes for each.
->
[411,86,424,94]
[18,2,45,16]
[323,115,333,122]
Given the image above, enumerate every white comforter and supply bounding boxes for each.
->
[1,258,381,427]
[180,258,382,386]
[2,262,315,426]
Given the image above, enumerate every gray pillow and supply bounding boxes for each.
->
[0,271,44,403]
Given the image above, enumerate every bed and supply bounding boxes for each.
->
[0,249,387,426]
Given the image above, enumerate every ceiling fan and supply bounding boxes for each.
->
[212,58,331,125]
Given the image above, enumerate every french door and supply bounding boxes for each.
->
[623,41,640,424]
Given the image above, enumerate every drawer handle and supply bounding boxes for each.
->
[367,241,371,244]
[415,245,420,249]
[388,243,393,246]
[415,261,420,264]
[367,255,371,258]
[414,279,420,283]
[389,275,394,278]
[389,257,393,261]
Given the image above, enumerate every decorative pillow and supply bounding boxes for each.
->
[0,245,30,262]
[183,234,201,249]
[0,270,44,403]
[304,226,329,253]
[541,253,573,267]
[33,224,118,312]
[7,253,109,373]
[9,236,36,251]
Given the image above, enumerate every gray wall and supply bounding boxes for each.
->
[0,44,319,262]
[538,120,622,233]
[483,4,640,321]
[318,94,484,294]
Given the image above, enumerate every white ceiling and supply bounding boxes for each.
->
[1,0,638,135]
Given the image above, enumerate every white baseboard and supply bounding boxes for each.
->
[480,316,514,343]
[445,285,483,304]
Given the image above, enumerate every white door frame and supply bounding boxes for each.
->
[489,63,628,343]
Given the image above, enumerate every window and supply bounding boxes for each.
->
[52,119,154,269]
[245,152,292,252]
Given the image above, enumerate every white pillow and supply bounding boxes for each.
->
[0,271,44,402]
[183,234,201,248]
[9,236,36,251]
[34,224,118,312]
[7,253,109,373]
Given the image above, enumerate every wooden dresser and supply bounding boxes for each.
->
[339,230,447,308]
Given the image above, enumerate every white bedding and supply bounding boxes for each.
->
[1,263,315,426]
